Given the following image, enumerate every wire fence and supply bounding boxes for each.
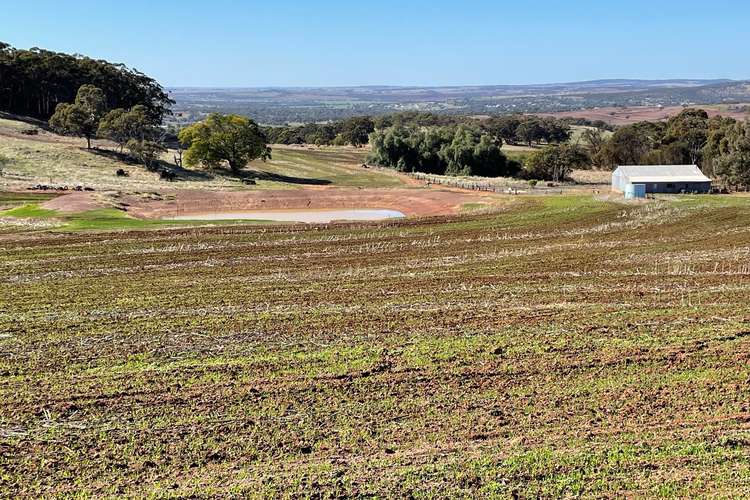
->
[405,172,579,195]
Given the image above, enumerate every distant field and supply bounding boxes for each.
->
[569,124,614,143]
[168,80,750,124]
[540,104,750,126]
[3,195,750,496]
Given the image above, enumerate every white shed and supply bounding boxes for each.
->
[611,165,711,194]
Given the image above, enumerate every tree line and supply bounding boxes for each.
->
[261,112,598,181]
[0,42,173,122]
[263,112,581,148]
[368,123,591,181]
[262,113,479,147]
[365,114,589,180]
[261,112,587,180]
[579,108,750,188]
[262,116,376,147]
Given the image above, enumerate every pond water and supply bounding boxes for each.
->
[168,208,406,223]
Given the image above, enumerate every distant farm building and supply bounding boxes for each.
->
[611,165,711,197]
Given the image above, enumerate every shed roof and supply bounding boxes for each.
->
[615,165,711,183]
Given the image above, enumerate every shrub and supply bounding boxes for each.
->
[369,124,518,177]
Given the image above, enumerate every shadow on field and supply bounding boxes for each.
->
[87,148,332,185]
[155,161,216,182]
[89,148,216,182]
[244,170,332,185]
[89,148,140,165]
[0,111,49,129]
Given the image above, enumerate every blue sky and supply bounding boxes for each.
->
[3,0,748,87]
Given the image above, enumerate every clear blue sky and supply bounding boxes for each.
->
[3,0,748,87]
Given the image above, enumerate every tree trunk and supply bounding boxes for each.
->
[86,136,91,149]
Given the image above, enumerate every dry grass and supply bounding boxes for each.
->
[0,120,403,192]
[570,169,612,185]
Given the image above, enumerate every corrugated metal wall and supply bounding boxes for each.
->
[625,183,646,199]
[611,169,625,192]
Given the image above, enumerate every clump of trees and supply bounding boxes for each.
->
[0,42,172,121]
[523,144,589,182]
[99,105,167,170]
[373,112,466,129]
[712,121,750,189]
[46,81,272,176]
[48,83,167,169]
[369,125,519,177]
[367,114,586,180]
[179,114,271,173]
[263,116,374,147]
[49,85,107,149]
[560,117,616,132]
[10,41,278,179]
[482,115,572,146]
[581,109,713,168]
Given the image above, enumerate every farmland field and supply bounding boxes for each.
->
[2,195,750,497]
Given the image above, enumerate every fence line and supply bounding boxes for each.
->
[405,172,567,195]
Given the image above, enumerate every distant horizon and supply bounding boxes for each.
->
[165,78,745,90]
[4,0,750,87]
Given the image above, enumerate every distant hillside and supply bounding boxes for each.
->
[169,79,750,124]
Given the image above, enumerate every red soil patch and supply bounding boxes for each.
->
[121,187,500,220]
[41,192,106,213]
[538,105,750,126]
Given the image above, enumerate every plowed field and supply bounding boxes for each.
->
[2,195,750,497]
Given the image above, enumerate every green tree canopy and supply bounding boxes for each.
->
[49,85,107,149]
[600,121,664,168]
[483,115,521,145]
[524,144,590,182]
[581,128,607,167]
[701,116,739,177]
[0,42,172,121]
[369,124,517,177]
[516,118,546,147]
[665,108,709,164]
[97,108,130,151]
[98,105,159,151]
[713,121,750,189]
[336,116,375,147]
[99,104,165,169]
[178,114,271,173]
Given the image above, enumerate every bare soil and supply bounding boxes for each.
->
[118,186,504,219]
[41,191,107,213]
